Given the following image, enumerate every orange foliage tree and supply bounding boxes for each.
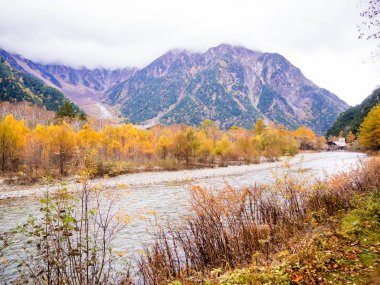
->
[0,116,327,178]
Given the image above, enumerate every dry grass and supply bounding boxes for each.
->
[137,158,380,284]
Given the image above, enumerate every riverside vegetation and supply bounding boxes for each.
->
[0,154,379,284]
[1,100,380,284]
[0,102,325,183]
[138,158,380,284]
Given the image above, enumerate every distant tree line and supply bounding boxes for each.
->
[0,108,325,180]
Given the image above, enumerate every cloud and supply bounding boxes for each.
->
[0,0,378,105]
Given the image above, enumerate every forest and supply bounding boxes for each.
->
[0,102,324,182]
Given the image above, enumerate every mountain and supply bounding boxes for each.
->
[0,49,135,119]
[1,45,349,133]
[326,87,380,137]
[0,55,75,112]
[107,44,348,133]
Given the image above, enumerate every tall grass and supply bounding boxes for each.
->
[137,158,380,284]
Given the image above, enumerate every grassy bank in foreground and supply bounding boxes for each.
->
[1,158,379,284]
[209,189,380,284]
[139,159,380,285]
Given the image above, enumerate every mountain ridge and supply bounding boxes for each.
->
[106,44,348,133]
[0,44,349,133]
[0,49,136,120]
[0,54,80,113]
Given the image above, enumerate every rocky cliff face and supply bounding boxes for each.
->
[107,44,348,133]
[1,44,348,133]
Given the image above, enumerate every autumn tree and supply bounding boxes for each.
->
[359,103,380,149]
[46,123,76,176]
[358,0,380,39]
[198,120,219,163]
[346,131,356,144]
[254,118,265,135]
[24,124,49,175]
[358,0,380,57]
[293,126,316,150]
[119,124,154,161]
[234,135,260,163]
[315,136,327,150]
[258,128,282,161]
[171,127,200,164]
[0,102,55,128]
[0,112,320,176]
[0,114,29,171]
[196,131,215,164]
[200,119,218,140]
[76,123,102,168]
[213,134,231,162]
[155,129,173,160]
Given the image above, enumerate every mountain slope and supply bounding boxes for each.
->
[1,45,349,133]
[326,87,380,137]
[0,49,135,119]
[107,44,348,133]
[0,55,75,112]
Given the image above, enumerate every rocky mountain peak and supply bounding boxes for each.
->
[0,45,349,133]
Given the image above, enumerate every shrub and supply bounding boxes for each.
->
[138,158,380,284]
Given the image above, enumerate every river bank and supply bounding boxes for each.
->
[0,151,367,200]
[154,161,380,284]
[0,151,370,283]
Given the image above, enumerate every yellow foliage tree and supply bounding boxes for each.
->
[0,114,29,171]
[293,126,316,150]
[213,134,231,162]
[170,127,200,164]
[77,123,102,167]
[196,131,215,163]
[234,135,260,163]
[359,103,380,150]
[46,123,76,176]
[254,118,265,135]
[24,124,49,174]
[346,131,356,144]
[155,129,173,160]
[0,110,329,177]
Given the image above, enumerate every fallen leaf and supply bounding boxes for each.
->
[291,273,303,283]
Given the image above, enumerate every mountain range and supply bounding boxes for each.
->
[0,44,349,133]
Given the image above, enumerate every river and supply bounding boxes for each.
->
[0,151,367,281]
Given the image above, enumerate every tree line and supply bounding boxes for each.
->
[0,108,324,180]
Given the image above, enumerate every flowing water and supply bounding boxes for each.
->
[0,151,367,281]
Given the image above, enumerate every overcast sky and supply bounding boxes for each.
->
[0,0,378,105]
